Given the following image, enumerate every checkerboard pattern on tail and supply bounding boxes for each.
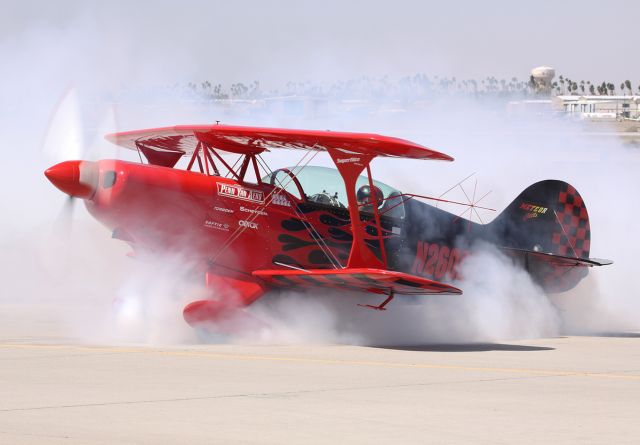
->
[551,184,590,259]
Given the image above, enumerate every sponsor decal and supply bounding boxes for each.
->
[204,219,230,231]
[214,206,234,214]
[217,183,264,204]
[271,193,291,207]
[411,241,469,280]
[336,157,361,164]
[239,220,259,229]
[519,202,548,213]
[520,202,548,221]
[240,206,267,216]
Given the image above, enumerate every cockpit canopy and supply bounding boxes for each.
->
[263,166,405,219]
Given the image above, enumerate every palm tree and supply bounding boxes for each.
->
[620,82,626,95]
[589,84,596,95]
[607,83,615,95]
[625,80,632,95]
[529,75,536,90]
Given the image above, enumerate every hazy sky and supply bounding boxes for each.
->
[3,0,639,88]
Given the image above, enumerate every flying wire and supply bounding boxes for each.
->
[210,148,340,268]
[256,153,342,269]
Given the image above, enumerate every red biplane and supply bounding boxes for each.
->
[45,124,611,328]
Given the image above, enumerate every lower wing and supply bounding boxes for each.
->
[252,268,462,296]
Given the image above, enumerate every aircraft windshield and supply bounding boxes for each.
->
[263,166,405,218]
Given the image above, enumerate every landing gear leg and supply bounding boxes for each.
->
[358,290,395,311]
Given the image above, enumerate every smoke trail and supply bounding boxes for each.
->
[2,5,638,347]
[234,242,558,346]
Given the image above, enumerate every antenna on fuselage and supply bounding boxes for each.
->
[437,173,494,226]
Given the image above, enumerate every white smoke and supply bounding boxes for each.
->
[231,242,558,346]
[102,251,202,344]
[1,5,638,347]
[238,97,639,345]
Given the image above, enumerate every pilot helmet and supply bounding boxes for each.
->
[356,185,383,208]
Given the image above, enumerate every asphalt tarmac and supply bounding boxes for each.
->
[1,332,639,444]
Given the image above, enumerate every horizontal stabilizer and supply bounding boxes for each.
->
[501,247,613,267]
[252,268,462,296]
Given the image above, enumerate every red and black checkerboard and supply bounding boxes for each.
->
[551,184,590,259]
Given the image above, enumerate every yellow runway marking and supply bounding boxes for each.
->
[1,342,639,382]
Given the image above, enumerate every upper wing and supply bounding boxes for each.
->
[105,124,453,161]
[252,268,462,296]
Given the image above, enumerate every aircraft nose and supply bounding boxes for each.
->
[45,160,97,199]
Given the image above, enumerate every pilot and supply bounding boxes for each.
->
[356,185,383,213]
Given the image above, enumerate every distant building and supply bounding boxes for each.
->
[506,99,553,116]
[507,94,640,135]
[553,95,640,120]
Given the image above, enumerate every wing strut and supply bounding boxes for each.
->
[326,148,385,269]
[365,164,388,268]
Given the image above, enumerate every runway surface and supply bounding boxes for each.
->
[1,332,639,444]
